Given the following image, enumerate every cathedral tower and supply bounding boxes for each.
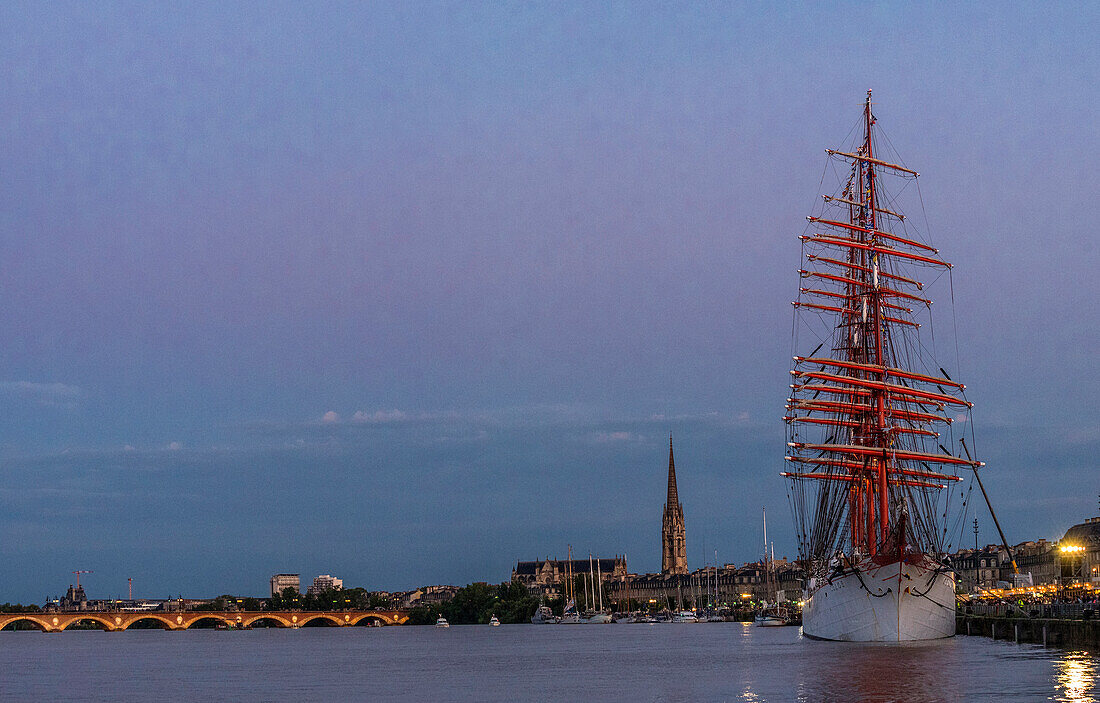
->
[661,436,687,574]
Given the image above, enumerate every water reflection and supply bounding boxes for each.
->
[1055,652,1096,703]
[1,624,1097,701]
[796,639,963,703]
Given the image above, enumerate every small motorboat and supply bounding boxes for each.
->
[753,610,787,627]
[434,615,449,628]
[488,614,500,627]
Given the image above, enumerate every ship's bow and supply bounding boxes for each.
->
[802,556,955,642]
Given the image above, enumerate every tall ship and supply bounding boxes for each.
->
[783,91,982,641]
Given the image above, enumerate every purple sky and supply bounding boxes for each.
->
[0,2,1097,602]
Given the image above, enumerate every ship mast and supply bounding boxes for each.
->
[784,91,982,564]
[841,90,886,557]
[861,88,888,555]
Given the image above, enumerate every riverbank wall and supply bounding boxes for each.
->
[957,614,1100,650]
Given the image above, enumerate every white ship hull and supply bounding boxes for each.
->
[802,556,955,642]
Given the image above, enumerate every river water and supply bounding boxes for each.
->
[0,622,1094,702]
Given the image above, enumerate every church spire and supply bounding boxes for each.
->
[661,434,687,575]
[666,435,679,505]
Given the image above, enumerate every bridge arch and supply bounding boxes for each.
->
[240,614,293,629]
[350,613,395,627]
[59,615,117,631]
[0,616,50,632]
[121,615,177,631]
[184,615,235,630]
[299,613,343,627]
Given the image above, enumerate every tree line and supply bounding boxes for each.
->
[406,581,540,625]
[266,586,391,611]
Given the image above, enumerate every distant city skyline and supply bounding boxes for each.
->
[0,2,1097,602]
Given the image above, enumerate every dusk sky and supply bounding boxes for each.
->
[1,2,1097,602]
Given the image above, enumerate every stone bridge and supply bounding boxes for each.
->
[0,610,409,632]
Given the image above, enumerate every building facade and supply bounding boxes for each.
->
[511,557,629,597]
[1011,539,1058,586]
[307,574,343,595]
[399,584,460,608]
[662,437,687,575]
[58,583,88,611]
[1057,517,1100,585]
[952,547,1009,592]
[270,574,300,597]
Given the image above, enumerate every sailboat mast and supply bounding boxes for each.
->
[596,556,603,611]
[588,553,595,611]
[713,549,717,611]
[762,507,768,564]
[565,545,574,604]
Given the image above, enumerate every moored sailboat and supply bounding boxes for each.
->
[559,545,582,624]
[754,508,790,627]
[531,605,558,624]
[581,553,612,623]
[783,91,980,642]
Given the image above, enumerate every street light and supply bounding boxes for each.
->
[1060,544,1087,589]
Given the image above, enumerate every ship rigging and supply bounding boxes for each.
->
[784,91,982,641]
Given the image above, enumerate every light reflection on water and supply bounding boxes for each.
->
[0,623,1094,702]
[1055,652,1096,703]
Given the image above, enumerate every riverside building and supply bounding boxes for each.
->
[307,575,344,595]
[270,574,300,597]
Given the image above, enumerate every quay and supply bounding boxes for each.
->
[958,604,1100,649]
[0,610,409,632]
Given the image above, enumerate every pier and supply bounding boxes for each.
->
[958,606,1100,649]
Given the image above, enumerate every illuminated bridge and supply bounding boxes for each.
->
[0,610,409,632]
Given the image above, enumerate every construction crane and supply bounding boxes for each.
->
[72,570,92,589]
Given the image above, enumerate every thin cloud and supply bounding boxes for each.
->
[352,409,408,423]
[0,381,81,409]
[590,431,642,443]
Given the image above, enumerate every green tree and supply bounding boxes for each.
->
[448,582,497,624]
[403,581,539,625]
[269,587,301,611]
[368,592,391,609]
[406,605,441,626]
[494,581,538,624]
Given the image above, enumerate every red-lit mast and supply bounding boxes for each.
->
[783,90,981,563]
[864,89,889,553]
[787,90,981,642]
